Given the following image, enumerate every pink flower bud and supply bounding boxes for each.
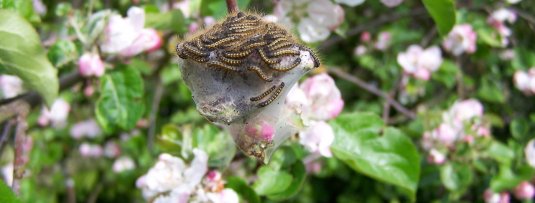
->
[244,121,275,142]
[78,53,105,77]
[188,22,199,34]
[427,149,446,165]
[515,181,535,200]
[84,85,95,97]
[206,170,222,182]
[375,32,392,51]
[360,31,371,43]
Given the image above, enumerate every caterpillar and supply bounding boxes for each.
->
[270,49,300,57]
[258,49,279,64]
[258,82,285,107]
[269,58,301,72]
[248,66,273,82]
[250,85,276,101]
[207,61,240,72]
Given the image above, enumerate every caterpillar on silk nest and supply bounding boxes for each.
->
[176,11,320,162]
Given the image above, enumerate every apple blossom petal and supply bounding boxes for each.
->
[298,18,331,43]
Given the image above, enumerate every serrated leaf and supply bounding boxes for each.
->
[267,161,306,200]
[96,68,145,133]
[253,166,293,196]
[47,40,78,67]
[226,176,260,203]
[0,10,58,106]
[330,112,420,199]
[422,0,456,36]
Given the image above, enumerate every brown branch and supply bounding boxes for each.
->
[0,121,14,156]
[226,0,239,14]
[11,101,30,194]
[511,8,535,27]
[328,68,416,120]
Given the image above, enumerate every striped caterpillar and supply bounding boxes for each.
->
[176,11,320,108]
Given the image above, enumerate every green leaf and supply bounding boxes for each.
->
[96,68,145,133]
[160,64,182,85]
[330,112,420,198]
[432,59,458,88]
[0,179,20,203]
[491,165,535,191]
[253,166,293,196]
[485,141,515,164]
[510,118,531,142]
[200,0,250,19]
[477,77,505,103]
[0,0,40,22]
[226,176,260,203]
[157,124,184,154]
[145,10,186,33]
[193,125,236,168]
[267,161,306,200]
[440,163,473,193]
[47,40,78,68]
[422,0,456,36]
[0,10,58,106]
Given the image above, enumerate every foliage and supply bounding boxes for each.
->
[0,0,534,202]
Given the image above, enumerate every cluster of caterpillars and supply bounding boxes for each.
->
[176,11,320,108]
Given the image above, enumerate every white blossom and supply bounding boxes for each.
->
[70,119,102,140]
[397,45,443,80]
[112,156,136,173]
[299,121,335,157]
[38,98,70,128]
[0,75,24,99]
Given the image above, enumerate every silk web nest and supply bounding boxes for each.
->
[176,11,319,162]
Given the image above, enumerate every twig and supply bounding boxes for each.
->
[0,71,82,116]
[421,27,437,47]
[11,101,30,194]
[319,7,428,50]
[147,81,165,152]
[226,0,239,14]
[511,8,535,27]
[455,57,466,99]
[0,121,14,156]
[328,68,416,120]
